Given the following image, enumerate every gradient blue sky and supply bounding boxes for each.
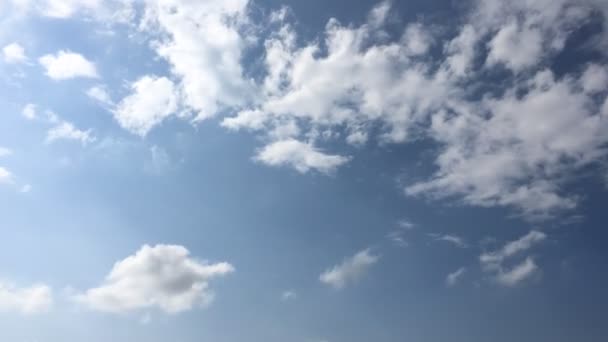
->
[1,0,608,341]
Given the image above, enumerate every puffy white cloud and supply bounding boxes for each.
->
[140,0,252,121]
[46,121,95,145]
[39,50,98,80]
[113,75,178,136]
[21,103,37,120]
[2,42,27,63]
[214,0,608,215]
[320,249,379,289]
[581,63,608,94]
[401,23,433,56]
[406,69,608,217]
[446,267,466,287]
[0,282,53,314]
[19,0,607,218]
[255,139,349,174]
[74,244,234,314]
[486,21,543,72]
[480,231,546,286]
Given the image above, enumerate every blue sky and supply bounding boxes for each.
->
[1,0,608,341]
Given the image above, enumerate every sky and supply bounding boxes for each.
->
[0,0,608,341]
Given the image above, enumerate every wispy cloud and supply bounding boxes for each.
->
[480,231,546,286]
[428,233,468,248]
[446,267,466,287]
[320,249,379,289]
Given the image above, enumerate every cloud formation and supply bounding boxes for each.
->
[18,0,608,217]
[39,50,98,80]
[320,249,379,289]
[46,121,95,145]
[429,234,468,248]
[0,282,53,315]
[446,267,466,287]
[113,76,178,136]
[2,42,26,63]
[255,139,349,174]
[480,231,546,286]
[74,244,234,314]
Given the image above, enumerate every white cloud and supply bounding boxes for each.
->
[480,230,546,267]
[495,257,538,287]
[401,23,433,56]
[486,21,543,72]
[39,50,98,80]
[225,0,607,216]
[429,233,467,248]
[113,75,178,136]
[0,281,53,314]
[480,231,546,286]
[406,69,607,217]
[397,219,415,230]
[22,103,37,120]
[581,63,608,94]
[319,249,379,289]
[74,244,234,314]
[0,166,12,183]
[16,0,608,218]
[41,0,100,18]
[2,42,27,63]
[86,85,113,105]
[255,139,349,174]
[46,121,95,145]
[446,267,466,287]
[8,0,131,20]
[140,0,252,121]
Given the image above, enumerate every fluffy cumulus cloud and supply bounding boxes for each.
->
[0,282,53,315]
[320,249,379,289]
[138,0,252,122]
[18,0,608,216]
[113,76,178,136]
[480,231,546,286]
[2,42,26,63]
[218,0,608,216]
[74,244,234,314]
[255,139,349,174]
[39,50,98,80]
